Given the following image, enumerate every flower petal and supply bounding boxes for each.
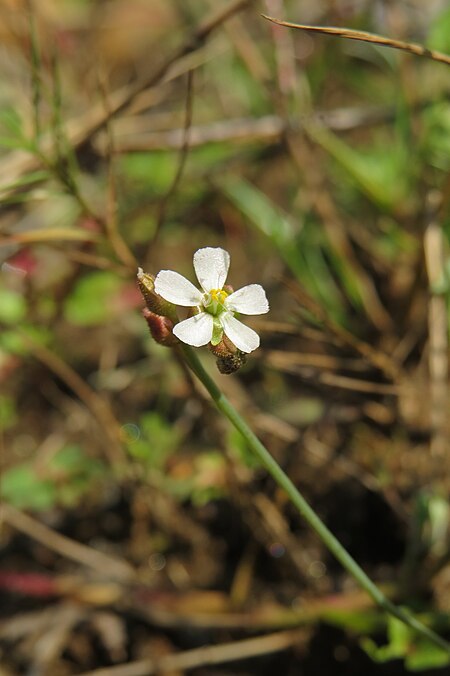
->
[172,313,213,347]
[225,284,269,315]
[193,247,230,292]
[154,270,203,307]
[220,312,260,353]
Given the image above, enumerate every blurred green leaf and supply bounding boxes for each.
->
[0,324,51,356]
[216,55,268,116]
[311,125,413,211]
[3,465,56,511]
[64,271,123,326]
[421,102,450,171]
[0,288,27,324]
[120,153,177,193]
[427,7,450,53]
[228,426,261,469]
[0,395,18,430]
[373,217,417,262]
[0,107,23,136]
[361,617,411,663]
[274,396,324,427]
[406,638,450,671]
[326,608,384,634]
[0,170,50,194]
[361,614,450,671]
[3,445,105,511]
[126,412,180,469]
[50,444,100,474]
[221,176,296,254]
[50,444,105,507]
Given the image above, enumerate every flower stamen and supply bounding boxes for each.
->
[210,288,228,304]
[203,288,228,315]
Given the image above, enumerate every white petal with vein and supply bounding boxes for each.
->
[193,248,230,292]
[220,313,260,353]
[154,270,203,306]
[172,313,214,347]
[226,284,269,315]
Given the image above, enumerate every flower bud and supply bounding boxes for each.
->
[137,268,178,321]
[209,335,247,374]
[142,308,179,347]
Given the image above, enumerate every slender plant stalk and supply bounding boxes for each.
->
[181,344,450,655]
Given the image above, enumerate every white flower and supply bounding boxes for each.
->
[154,247,269,353]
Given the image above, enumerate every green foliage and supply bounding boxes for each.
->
[219,55,268,116]
[0,171,50,201]
[63,271,123,326]
[273,396,324,427]
[361,615,450,671]
[313,126,413,211]
[421,102,450,171]
[0,324,51,356]
[126,412,180,470]
[221,176,295,254]
[0,106,33,152]
[120,153,178,193]
[0,394,18,431]
[411,492,450,559]
[3,445,105,511]
[228,426,261,469]
[373,217,417,261]
[125,413,227,504]
[3,465,56,511]
[427,7,450,53]
[0,288,27,324]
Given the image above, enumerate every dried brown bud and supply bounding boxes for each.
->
[209,335,247,374]
[142,308,179,347]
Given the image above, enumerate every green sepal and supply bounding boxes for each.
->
[211,320,223,346]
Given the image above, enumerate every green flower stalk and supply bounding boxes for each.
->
[182,344,450,656]
[138,249,450,658]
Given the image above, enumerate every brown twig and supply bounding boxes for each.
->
[423,191,449,460]
[262,15,450,67]
[1,503,135,582]
[95,92,449,154]
[78,629,304,676]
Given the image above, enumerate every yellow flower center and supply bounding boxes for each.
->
[203,288,229,317]
[210,288,228,304]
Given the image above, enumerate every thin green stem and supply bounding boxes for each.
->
[181,344,450,655]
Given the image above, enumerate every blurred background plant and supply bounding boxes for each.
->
[1,0,450,673]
